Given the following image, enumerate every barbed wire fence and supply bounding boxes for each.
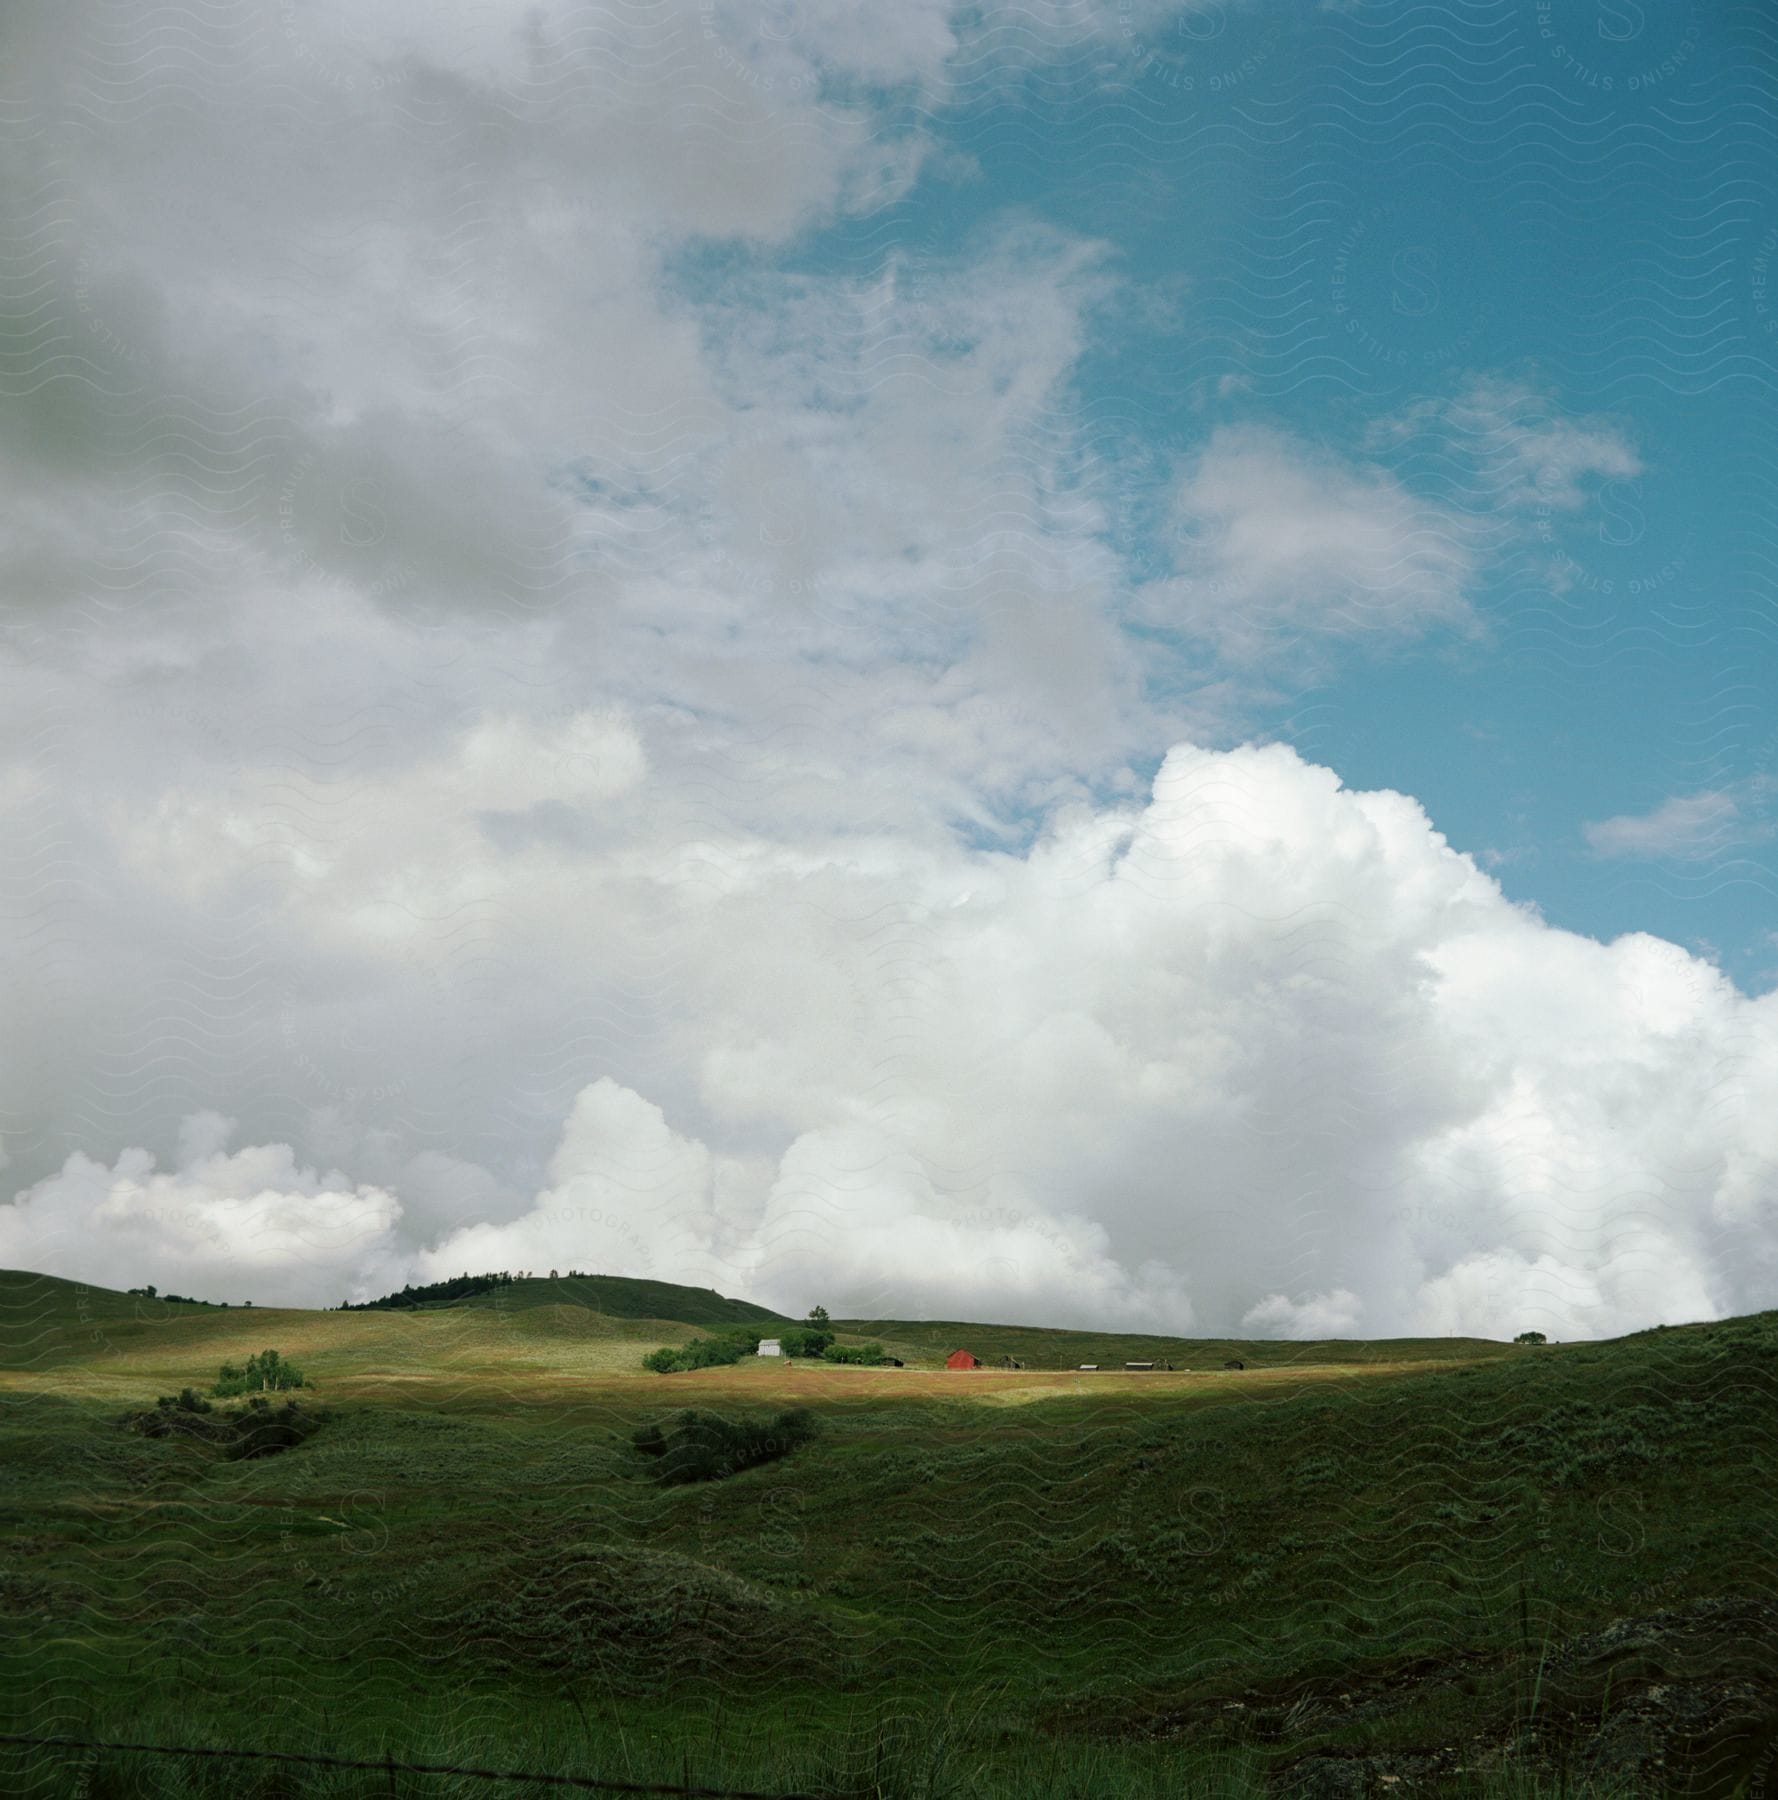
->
[0,1733,831,1800]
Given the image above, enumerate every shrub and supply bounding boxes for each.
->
[131,1405,232,1446]
[822,1342,887,1366]
[227,1398,324,1460]
[777,1326,835,1358]
[632,1408,816,1484]
[150,1389,215,1418]
[1514,1331,1548,1346]
[125,1395,326,1458]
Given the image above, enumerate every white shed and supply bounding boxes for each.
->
[757,1338,782,1357]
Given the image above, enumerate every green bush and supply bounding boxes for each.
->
[1514,1331,1548,1346]
[822,1342,887,1365]
[640,1330,762,1374]
[777,1326,835,1358]
[631,1408,816,1483]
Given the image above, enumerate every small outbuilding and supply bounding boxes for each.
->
[1223,1358,1244,1371]
[1125,1361,1155,1371]
[757,1338,782,1357]
[1078,1363,1099,1371]
[946,1349,980,1370]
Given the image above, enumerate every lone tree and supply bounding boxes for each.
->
[807,1305,830,1328]
[1514,1330,1548,1346]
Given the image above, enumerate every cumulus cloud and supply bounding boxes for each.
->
[1242,1289,1364,1339]
[14,738,1775,1340]
[418,1080,713,1289]
[0,1122,404,1308]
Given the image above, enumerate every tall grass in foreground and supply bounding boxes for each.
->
[1,1714,1657,1799]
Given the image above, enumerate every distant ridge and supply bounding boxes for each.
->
[0,1267,790,1342]
[354,1271,789,1327]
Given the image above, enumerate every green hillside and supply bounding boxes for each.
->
[2,1269,1774,1797]
[447,1271,789,1326]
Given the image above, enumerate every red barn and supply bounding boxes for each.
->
[946,1349,980,1370]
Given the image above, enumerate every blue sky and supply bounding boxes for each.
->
[760,0,1778,986]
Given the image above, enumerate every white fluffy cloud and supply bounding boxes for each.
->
[1584,783,1776,861]
[0,1119,404,1308]
[1140,425,1481,660]
[1421,376,1642,512]
[13,739,1772,1339]
[1242,1289,1364,1340]
[1142,380,1644,667]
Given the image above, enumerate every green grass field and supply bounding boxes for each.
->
[2,1269,1774,1798]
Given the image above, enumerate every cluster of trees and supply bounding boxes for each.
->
[643,1311,894,1373]
[127,1285,231,1306]
[340,1269,594,1310]
[785,1307,893,1365]
[643,1331,762,1373]
[777,1324,834,1357]
[214,1349,306,1396]
[1514,1331,1549,1346]
[339,1271,521,1311]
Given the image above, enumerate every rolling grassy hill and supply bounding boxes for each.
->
[2,1267,1774,1797]
[839,1315,1515,1372]
[390,1270,790,1327]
